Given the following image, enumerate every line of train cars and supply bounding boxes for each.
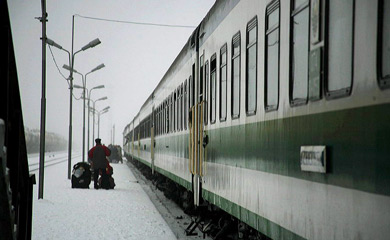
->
[123,0,390,239]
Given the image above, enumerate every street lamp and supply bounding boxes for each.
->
[90,97,107,147]
[63,63,105,162]
[93,106,110,138]
[87,85,105,156]
[47,37,101,180]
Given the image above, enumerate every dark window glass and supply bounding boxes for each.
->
[180,85,183,131]
[189,76,192,108]
[379,0,390,88]
[184,80,187,129]
[291,0,309,105]
[327,0,353,96]
[200,55,204,102]
[266,1,280,111]
[220,44,227,121]
[383,0,390,78]
[172,92,175,132]
[210,54,216,124]
[165,101,167,134]
[267,6,279,29]
[205,61,209,125]
[232,32,241,118]
[247,17,257,114]
[192,65,195,106]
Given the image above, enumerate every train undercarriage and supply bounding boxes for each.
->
[126,154,270,240]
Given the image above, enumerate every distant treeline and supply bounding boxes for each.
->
[25,128,67,154]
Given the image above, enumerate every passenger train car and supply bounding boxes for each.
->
[123,0,390,239]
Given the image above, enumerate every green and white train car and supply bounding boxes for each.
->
[123,0,390,239]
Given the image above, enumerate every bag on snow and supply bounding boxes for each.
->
[71,162,92,188]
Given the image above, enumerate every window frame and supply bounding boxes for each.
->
[205,60,209,125]
[231,32,241,119]
[265,0,280,112]
[210,53,217,124]
[184,79,188,130]
[220,43,228,121]
[246,16,258,116]
[200,54,204,102]
[289,0,310,107]
[378,0,390,89]
[324,0,355,99]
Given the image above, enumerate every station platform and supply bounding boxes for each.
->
[29,152,177,240]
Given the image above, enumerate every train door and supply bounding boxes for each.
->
[189,47,207,206]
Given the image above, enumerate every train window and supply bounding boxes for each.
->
[232,32,241,119]
[189,76,192,109]
[177,87,180,131]
[162,105,164,135]
[290,0,309,106]
[220,44,227,121]
[156,108,158,136]
[179,86,182,131]
[169,95,172,133]
[174,92,176,132]
[189,75,194,108]
[179,87,182,131]
[205,60,209,125]
[200,54,204,102]
[326,0,354,98]
[181,84,184,130]
[184,80,188,129]
[173,91,176,132]
[169,94,172,133]
[164,100,167,134]
[378,0,390,88]
[246,17,257,115]
[192,65,196,106]
[156,107,159,136]
[265,0,280,111]
[210,54,217,124]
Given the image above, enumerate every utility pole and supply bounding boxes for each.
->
[38,0,47,199]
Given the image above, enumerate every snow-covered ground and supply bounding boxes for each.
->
[29,153,177,240]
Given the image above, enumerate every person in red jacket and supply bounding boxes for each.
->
[88,138,111,189]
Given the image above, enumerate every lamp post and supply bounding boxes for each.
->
[91,97,107,146]
[47,37,101,179]
[87,87,105,157]
[63,63,105,162]
[38,0,47,200]
[94,106,110,138]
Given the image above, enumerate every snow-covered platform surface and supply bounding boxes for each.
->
[29,152,177,240]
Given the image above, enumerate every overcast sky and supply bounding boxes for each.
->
[7,0,215,151]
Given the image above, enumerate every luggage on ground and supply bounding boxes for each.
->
[71,162,92,188]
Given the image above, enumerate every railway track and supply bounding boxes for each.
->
[29,153,82,172]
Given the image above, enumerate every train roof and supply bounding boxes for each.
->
[129,0,240,126]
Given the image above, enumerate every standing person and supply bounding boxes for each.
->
[88,138,111,189]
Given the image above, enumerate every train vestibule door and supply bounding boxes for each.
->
[189,101,205,206]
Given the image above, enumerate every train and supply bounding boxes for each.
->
[123,0,390,239]
[1,1,35,239]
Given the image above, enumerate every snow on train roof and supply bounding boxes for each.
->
[129,0,240,126]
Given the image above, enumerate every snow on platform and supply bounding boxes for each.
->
[29,154,177,240]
